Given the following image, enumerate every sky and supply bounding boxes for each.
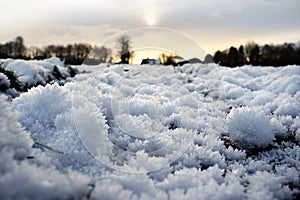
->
[1,0,300,56]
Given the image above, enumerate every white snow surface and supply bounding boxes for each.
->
[0,73,10,88]
[227,106,274,150]
[1,59,300,199]
[0,57,70,90]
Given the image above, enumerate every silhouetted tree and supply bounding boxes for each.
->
[66,44,73,56]
[74,43,91,58]
[249,44,260,65]
[13,36,26,58]
[278,43,296,66]
[0,45,6,58]
[44,45,57,57]
[261,44,270,65]
[0,37,26,58]
[213,50,226,65]
[227,47,239,67]
[93,46,112,63]
[296,47,300,65]
[245,41,256,63]
[1,36,300,67]
[117,35,133,64]
[238,45,246,66]
[55,45,66,58]
[5,42,14,57]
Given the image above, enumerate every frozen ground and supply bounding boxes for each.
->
[0,57,76,98]
[0,58,300,199]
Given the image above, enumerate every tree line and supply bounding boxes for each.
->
[0,36,113,65]
[1,36,300,66]
[213,41,300,67]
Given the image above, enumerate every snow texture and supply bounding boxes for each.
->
[0,73,10,88]
[0,57,74,98]
[0,59,300,199]
[227,106,274,150]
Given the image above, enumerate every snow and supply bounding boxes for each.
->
[0,95,92,200]
[1,59,300,199]
[227,106,274,150]
[0,57,73,97]
[0,73,10,88]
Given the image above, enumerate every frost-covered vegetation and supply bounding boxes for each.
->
[0,57,77,98]
[0,59,299,199]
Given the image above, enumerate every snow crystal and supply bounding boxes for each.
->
[227,107,274,150]
[0,95,32,161]
[0,95,93,200]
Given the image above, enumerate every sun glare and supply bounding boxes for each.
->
[146,16,156,26]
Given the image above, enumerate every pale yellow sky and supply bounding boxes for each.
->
[1,0,299,55]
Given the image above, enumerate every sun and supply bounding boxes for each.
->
[146,15,156,26]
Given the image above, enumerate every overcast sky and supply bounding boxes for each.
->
[1,0,299,54]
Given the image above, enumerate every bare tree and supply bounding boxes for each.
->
[238,45,246,65]
[93,46,112,63]
[14,36,26,57]
[74,44,92,58]
[44,45,57,57]
[1,36,26,58]
[245,41,256,63]
[117,35,133,64]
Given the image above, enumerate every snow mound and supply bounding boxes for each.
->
[0,95,93,200]
[12,83,107,176]
[0,73,10,88]
[227,107,274,150]
[0,95,32,160]
[0,57,76,97]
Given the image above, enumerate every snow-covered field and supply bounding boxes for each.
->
[0,57,75,98]
[1,58,300,199]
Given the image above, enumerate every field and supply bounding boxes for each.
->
[0,58,299,199]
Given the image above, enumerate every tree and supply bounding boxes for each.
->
[14,36,26,57]
[93,46,112,63]
[5,42,14,57]
[55,45,66,58]
[249,44,260,65]
[0,44,6,58]
[74,43,91,59]
[278,43,296,66]
[227,47,239,67]
[238,45,246,66]
[213,50,225,65]
[261,44,274,66]
[66,44,73,56]
[117,35,133,64]
[296,46,300,65]
[245,41,256,63]
[44,45,57,57]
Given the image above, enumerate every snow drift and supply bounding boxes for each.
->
[0,59,299,199]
